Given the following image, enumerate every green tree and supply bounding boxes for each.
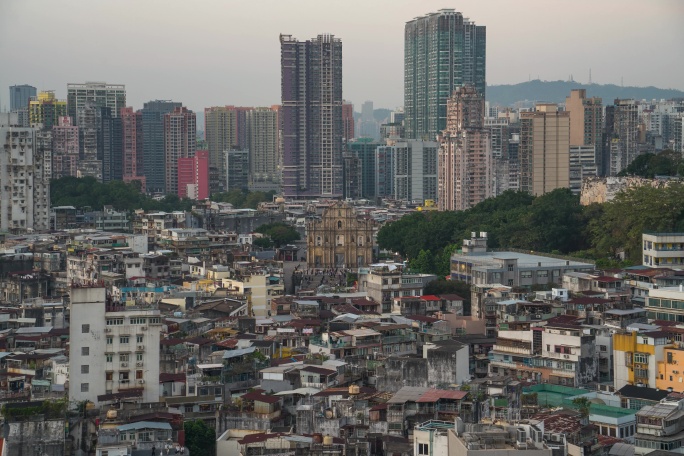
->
[184,420,216,455]
[572,397,591,420]
[255,222,300,247]
[618,150,681,178]
[410,249,434,274]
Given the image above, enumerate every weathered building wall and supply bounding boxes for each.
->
[4,419,67,456]
[580,176,680,205]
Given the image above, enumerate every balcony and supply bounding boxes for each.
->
[492,345,533,355]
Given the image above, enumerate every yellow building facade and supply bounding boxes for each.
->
[29,91,67,129]
[613,331,669,390]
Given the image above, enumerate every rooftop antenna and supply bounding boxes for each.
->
[588,68,592,85]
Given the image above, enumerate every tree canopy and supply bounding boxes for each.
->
[378,184,684,274]
[255,222,300,247]
[617,150,683,178]
[50,176,195,212]
[183,420,215,455]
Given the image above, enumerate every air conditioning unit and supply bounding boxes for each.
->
[141,327,147,331]
[136,362,143,367]
[137,345,145,351]
[105,328,112,333]
[138,379,145,384]
[674,370,679,374]
[121,362,128,367]
[563,355,570,359]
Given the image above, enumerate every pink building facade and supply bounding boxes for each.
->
[121,107,146,189]
[52,116,79,178]
[177,150,209,200]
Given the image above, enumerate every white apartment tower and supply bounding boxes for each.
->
[69,287,161,406]
[67,82,126,125]
[0,113,50,233]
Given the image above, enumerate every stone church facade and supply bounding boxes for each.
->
[306,202,375,269]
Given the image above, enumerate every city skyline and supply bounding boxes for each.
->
[1,0,682,116]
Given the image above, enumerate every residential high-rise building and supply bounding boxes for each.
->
[28,91,67,129]
[342,152,362,200]
[280,33,343,199]
[52,116,80,179]
[609,99,640,175]
[393,139,438,203]
[164,107,196,196]
[120,107,145,188]
[9,84,36,111]
[347,138,385,200]
[77,101,103,180]
[68,287,161,407]
[405,9,486,140]
[67,82,126,125]
[375,145,395,199]
[224,149,249,191]
[0,113,50,232]
[565,89,604,175]
[100,107,123,183]
[569,145,598,194]
[178,150,209,200]
[205,106,238,193]
[342,101,355,142]
[519,104,570,196]
[438,85,492,211]
[246,107,280,191]
[141,100,182,194]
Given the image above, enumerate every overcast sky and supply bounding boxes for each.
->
[1,0,682,117]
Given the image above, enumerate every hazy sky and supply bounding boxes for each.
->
[1,0,682,116]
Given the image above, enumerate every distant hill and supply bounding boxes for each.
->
[487,80,684,106]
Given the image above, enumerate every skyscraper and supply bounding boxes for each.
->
[405,9,486,141]
[120,107,145,188]
[438,85,492,211]
[9,84,36,111]
[342,101,355,142]
[67,82,126,125]
[347,138,385,200]
[280,33,343,199]
[77,102,102,180]
[52,116,79,179]
[29,91,67,129]
[519,104,570,196]
[565,89,604,175]
[100,107,123,183]
[609,99,640,176]
[204,106,238,193]
[0,113,50,233]
[141,100,182,194]
[393,140,439,203]
[246,107,280,191]
[163,107,196,197]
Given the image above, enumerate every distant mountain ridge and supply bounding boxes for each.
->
[487,80,684,106]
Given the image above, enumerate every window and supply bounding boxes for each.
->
[136,335,144,343]
[82,324,90,333]
[120,354,129,362]
[136,370,143,379]
[120,336,130,344]
[106,336,113,345]
[418,443,429,455]
[119,372,130,382]
[508,264,514,271]
[538,270,548,278]
[634,353,648,364]
[600,345,607,352]
[106,318,124,326]
[106,354,113,362]
[521,271,532,278]
[106,372,113,381]
[81,383,89,392]
[81,347,89,356]
[81,365,89,374]
[136,353,143,361]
